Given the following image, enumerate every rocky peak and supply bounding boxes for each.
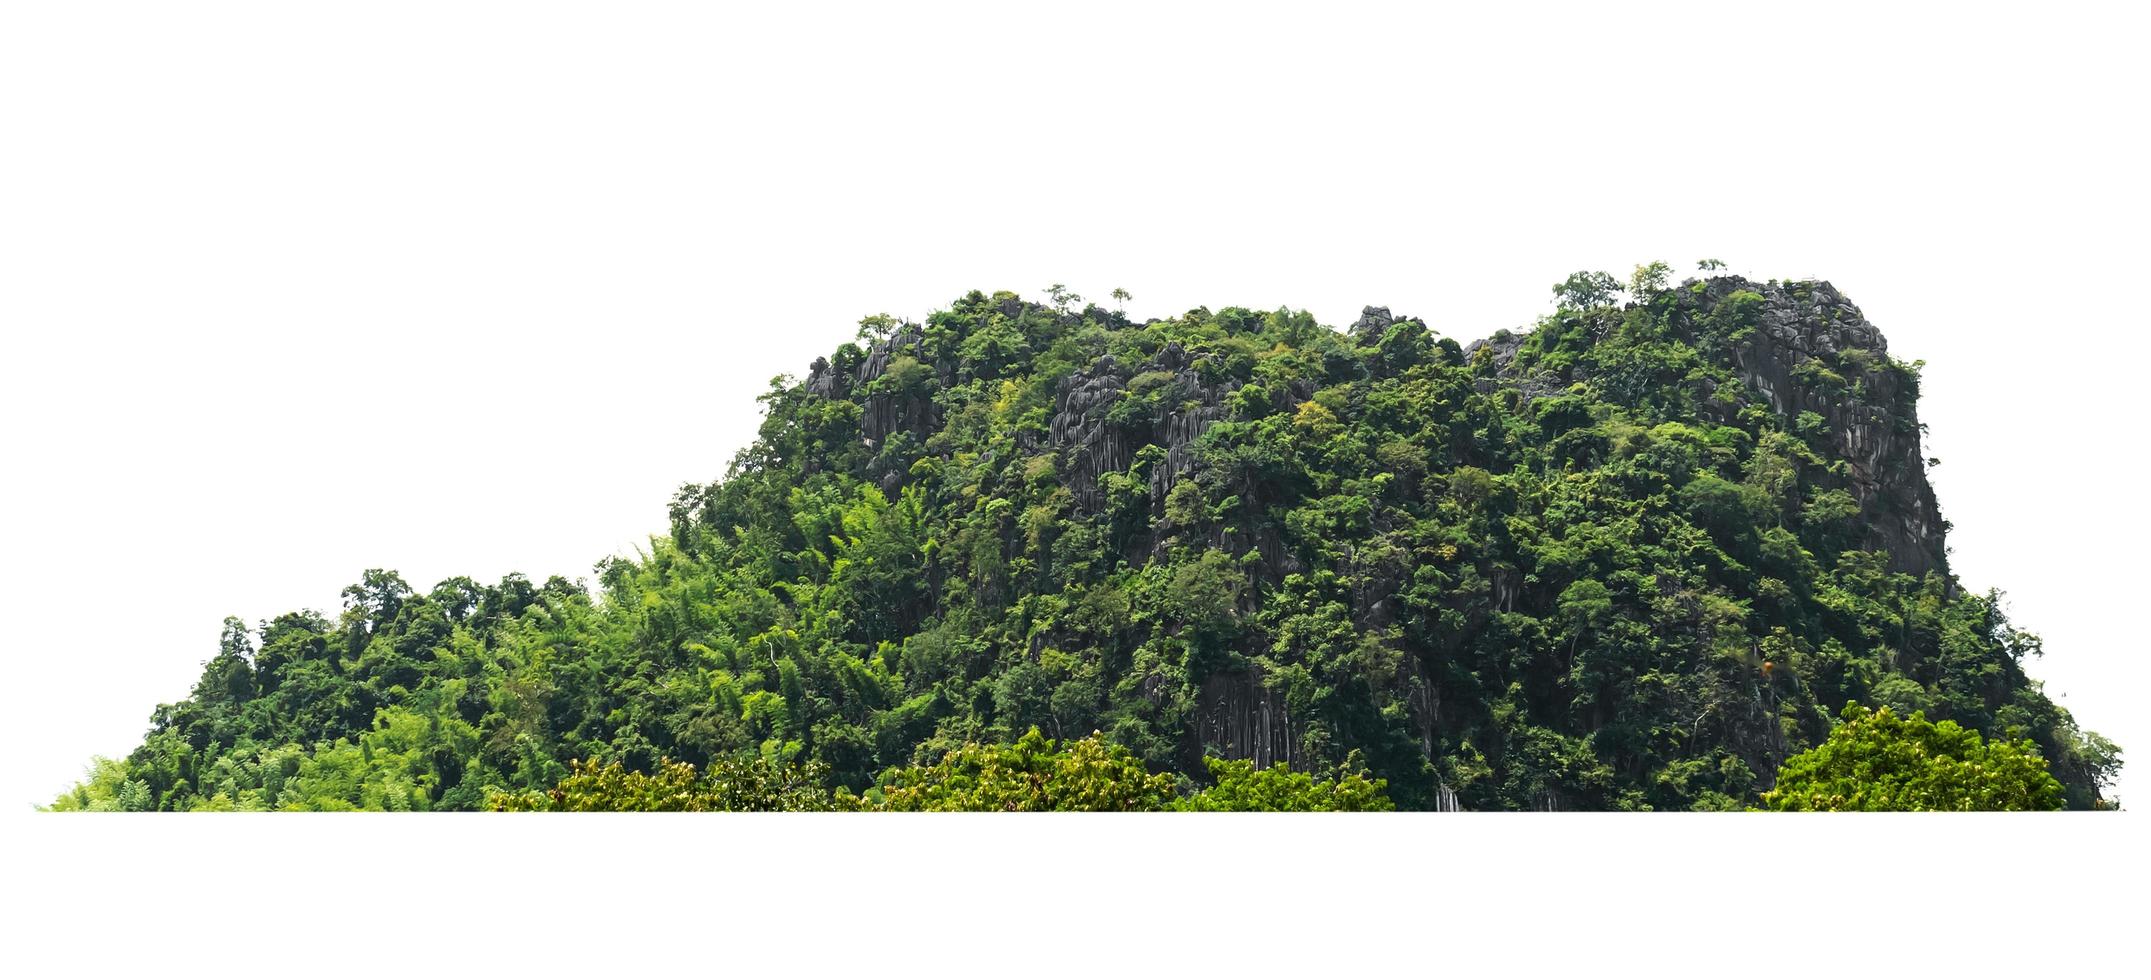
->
[1694,277,1946,577]
[1472,276,1948,578]
[1350,305,1396,341]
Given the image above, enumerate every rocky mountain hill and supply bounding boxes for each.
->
[60,273,2119,810]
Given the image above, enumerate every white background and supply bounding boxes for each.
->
[2,2,2143,973]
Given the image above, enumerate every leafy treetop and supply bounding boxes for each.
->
[1762,704,2066,811]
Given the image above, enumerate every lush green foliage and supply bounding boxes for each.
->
[492,728,1393,812]
[55,274,2118,811]
[1762,704,2065,811]
[876,728,1179,811]
[46,757,153,812]
[493,756,855,812]
[1174,756,1393,812]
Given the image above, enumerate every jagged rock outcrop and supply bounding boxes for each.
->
[1703,279,1946,576]
[1350,305,1396,341]
[1047,342,1236,515]
[1050,355,1134,511]
[804,322,944,492]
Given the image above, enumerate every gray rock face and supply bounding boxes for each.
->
[1192,671,1300,770]
[844,322,940,448]
[804,356,845,399]
[1701,278,1947,577]
[1050,355,1134,511]
[1350,305,1396,341]
[1047,346,1235,515]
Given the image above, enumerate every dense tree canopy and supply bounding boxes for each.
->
[1175,756,1394,812]
[52,273,2119,811]
[493,756,856,812]
[491,730,1394,812]
[1762,705,2068,811]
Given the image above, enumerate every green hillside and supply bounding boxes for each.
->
[53,268,2120,811]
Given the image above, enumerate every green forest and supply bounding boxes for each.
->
[52,267,2120,811]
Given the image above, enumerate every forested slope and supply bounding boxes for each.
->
[55,269,2120,810]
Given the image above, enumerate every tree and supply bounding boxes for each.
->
[492,756,855,811]
[1762,704,2064,811]
[44,757,151,812]
[1110,287,1131,312]
[1175,756,1394,811]
[1697,258,1726,271]
[856,312,898,342]
[1552,270,1622,310]
[1044,283,1082,313]
[193,616,258,706]
[876,728,1176,811]
[1554,578,1613,667]
[1628,261,1671,297]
